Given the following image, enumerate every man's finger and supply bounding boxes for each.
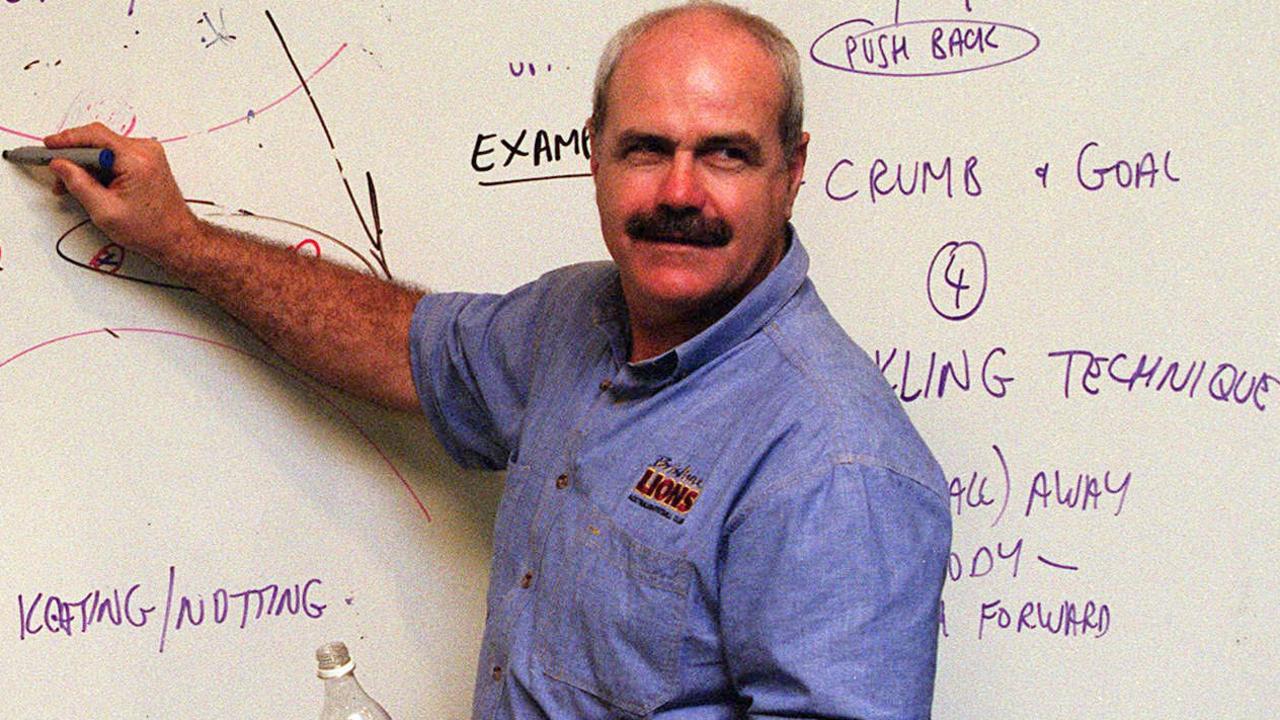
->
[48,158,111,214]
[43,123,125,152]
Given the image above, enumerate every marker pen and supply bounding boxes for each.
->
[3,146,116,175]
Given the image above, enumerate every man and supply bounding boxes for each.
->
[45,2,950,717]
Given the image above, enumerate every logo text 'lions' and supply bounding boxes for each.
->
[627,457,704,525]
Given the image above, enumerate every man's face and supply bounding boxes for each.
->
[591,11,808,341]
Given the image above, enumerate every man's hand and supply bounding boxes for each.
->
[45,122,198,262]
[41,122,424,413]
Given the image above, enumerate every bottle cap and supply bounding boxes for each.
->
[316,641,356,679]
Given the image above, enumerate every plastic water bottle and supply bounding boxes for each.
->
[316,641,394,720]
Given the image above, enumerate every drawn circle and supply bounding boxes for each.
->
[293,238,322,257]
[927,241,988,321]
[89,243,126,274]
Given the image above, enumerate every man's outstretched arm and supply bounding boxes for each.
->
[46,122,424,412]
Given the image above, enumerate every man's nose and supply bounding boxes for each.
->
[656,152,706,208]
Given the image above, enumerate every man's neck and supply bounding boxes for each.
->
[625,291,738,363]
[627,317,702,363]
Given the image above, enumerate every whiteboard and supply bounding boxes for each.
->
[1,1,1275,718]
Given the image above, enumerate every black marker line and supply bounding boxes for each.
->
[366,171,389,277]
[264,10,390,280]
[220,209,379,275]
[104,328,120,339]
[479,172,593,187]
[264,11,336,150]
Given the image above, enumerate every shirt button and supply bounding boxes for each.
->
[520,572,534,589]
[599,378,612,392]
[555,474,569,489]
[492,665,503,682]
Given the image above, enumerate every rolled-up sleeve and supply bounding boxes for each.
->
[408,279,550,470]
[720,462,951,719]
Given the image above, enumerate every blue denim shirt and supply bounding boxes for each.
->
[410,232,951,719]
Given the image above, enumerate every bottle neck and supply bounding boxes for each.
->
[323,670,370,702]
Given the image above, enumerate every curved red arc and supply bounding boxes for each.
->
[0,326,432,523]
[0,44,347,144]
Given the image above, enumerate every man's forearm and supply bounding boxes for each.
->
[160,219,425,412]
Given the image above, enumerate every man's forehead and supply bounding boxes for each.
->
[605,10,784,126]
[619,9,772,76]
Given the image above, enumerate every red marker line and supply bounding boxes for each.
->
[0,327,432,522]
[0,125,42,142]
[0,44,347,144]
[199,43,349,137]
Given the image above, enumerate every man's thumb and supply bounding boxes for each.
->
[49,158,112,215]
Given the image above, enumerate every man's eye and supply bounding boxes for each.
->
[706,147,750,167]
[621,142,666,162]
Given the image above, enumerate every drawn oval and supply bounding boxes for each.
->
[55,202,375,291]
[811,19,1040,78]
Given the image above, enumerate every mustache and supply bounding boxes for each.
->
[624,206,732,248]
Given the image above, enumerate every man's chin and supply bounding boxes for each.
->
[624,271,724,312]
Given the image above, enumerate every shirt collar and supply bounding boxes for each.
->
[594,224,810,394]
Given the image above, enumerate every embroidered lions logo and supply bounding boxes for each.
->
[627,456,704,524]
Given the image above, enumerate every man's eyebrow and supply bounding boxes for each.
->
[614,131,676,151]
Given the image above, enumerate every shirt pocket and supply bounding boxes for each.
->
[535,502,693,717]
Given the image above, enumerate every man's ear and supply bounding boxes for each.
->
[783,131,810,218]
[587,116,600,176]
